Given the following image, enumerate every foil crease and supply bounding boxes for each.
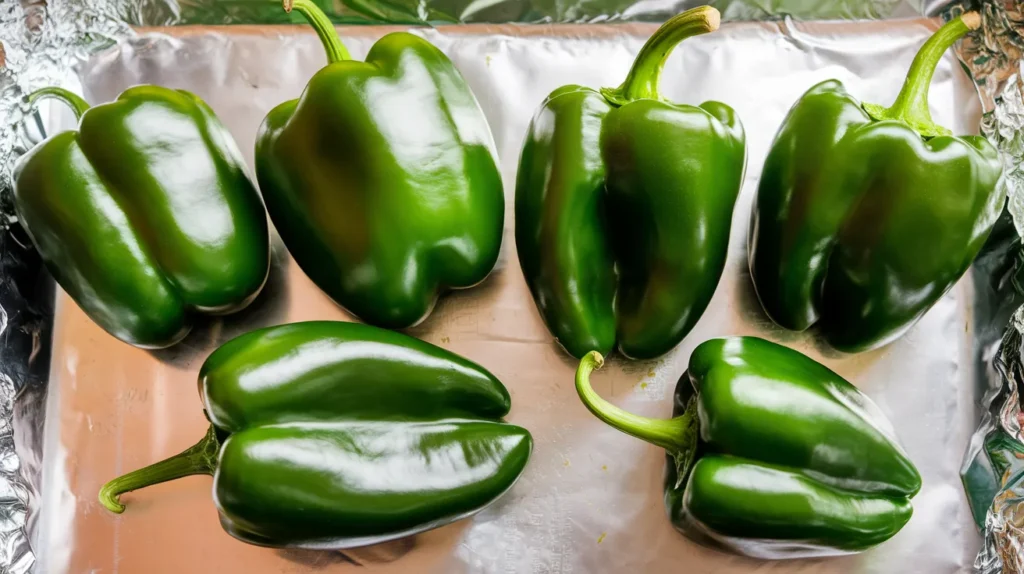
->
[983,483,1024,574]
[992,76,1024,240]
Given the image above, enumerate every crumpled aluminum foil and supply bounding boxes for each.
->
[967,310,1024,574]
[952,1,1024,572]
[0,2,128,573]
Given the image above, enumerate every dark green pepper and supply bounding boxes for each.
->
[98,321,532,548]
[13,86,270,348]
[575,337,921,559]
[515,7,745,361]
[748,13,1003,353]
[256,0,503,329]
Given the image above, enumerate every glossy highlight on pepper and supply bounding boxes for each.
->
[748,12,1003,352]
[574,337,921,559]
[12,86,270,348]
[98,321,532,549]
[515,7,746,360]
[256,0,503,329]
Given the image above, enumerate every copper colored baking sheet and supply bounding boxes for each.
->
[34,20,985,573]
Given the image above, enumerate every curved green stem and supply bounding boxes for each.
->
[862,12,981,137]
[575,352,695,455]
[99,425,220,514]
[601,6,720,106]
[27,87,90,121]
[285,0,351,63]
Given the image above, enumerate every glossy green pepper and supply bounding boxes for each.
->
[515,7,745,361]
[256,0,503,329]
[748,13,1003,353]
[575,337,921,559]
[12,86,270,348]
[99,321,532,548]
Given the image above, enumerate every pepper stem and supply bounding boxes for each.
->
[862,12,981,137]
[285,0,352,64]
[26,87,90,121]
[575,352,697,459]
[99,425,221,514]
[600,7,720,106]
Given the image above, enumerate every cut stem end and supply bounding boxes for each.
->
[962,11,981,31]
[701,7,721,33]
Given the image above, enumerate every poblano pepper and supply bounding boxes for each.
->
[13,86,270,348]
[748,12,1003,353]
[99,321,532,548]
[256,0,503,329]
[515,7,746,361]
[575,337,921,559]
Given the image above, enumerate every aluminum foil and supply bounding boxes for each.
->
[21,17,991,573]
[125,0,957,25]
[968,316,1024,573]
[949,1,1024,572]
[963,242,1024,574]
[0,2,129,573]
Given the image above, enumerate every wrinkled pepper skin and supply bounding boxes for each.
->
[749,14,1003,353]
[256,0,503,329]
[576,337,921,559]
[516,7,745,360]
[99,321,532,549]
[12,86,270,348]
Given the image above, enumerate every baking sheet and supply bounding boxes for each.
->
[32,19,985,573]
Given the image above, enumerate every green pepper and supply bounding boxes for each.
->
[12,86,270,348]
[748,12,1003,353]
[514,7,745,361]
[574,337,921,559]
[98,321,532,548]
[256,0,503,330]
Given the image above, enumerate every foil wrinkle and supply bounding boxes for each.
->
[954,1,1024,572]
